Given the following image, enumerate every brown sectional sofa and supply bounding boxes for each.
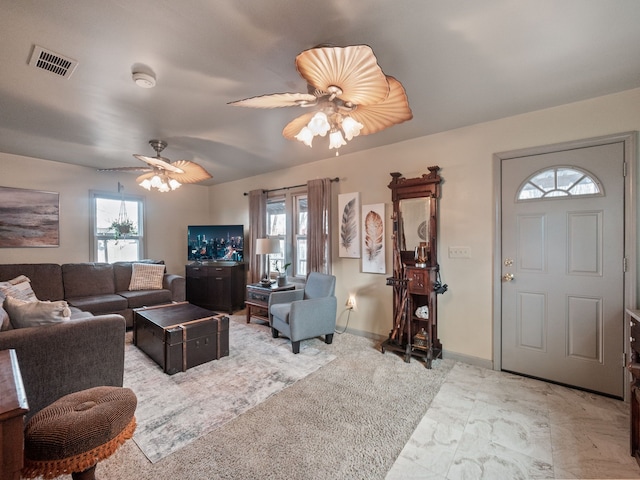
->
[0,261,185,419]
[0,261,185,328]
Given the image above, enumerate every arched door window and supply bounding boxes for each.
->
[516,166,603,201]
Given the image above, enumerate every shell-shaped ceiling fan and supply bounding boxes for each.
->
[229,45,413,153]
[99,140,212,192]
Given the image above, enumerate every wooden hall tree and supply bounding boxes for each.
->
[382,167,443,368]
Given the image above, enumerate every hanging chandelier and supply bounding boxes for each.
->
[229,45,413,155]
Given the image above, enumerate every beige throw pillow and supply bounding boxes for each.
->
[3,296,71,329]
[129,263,165,291]
[0,275,38,302]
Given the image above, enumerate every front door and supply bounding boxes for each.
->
[500,139,626,397]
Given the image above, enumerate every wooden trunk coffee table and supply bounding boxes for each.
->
[133,302,229,375]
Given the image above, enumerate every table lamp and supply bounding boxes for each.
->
[255,237,280,285]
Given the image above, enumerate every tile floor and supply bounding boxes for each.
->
[386,362,640,480]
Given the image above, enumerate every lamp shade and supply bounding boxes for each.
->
[255,238,280,255]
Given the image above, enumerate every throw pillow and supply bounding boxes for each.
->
[0,275,38,302]
[129,263,165,291]
[0,305,11,331]
[3,296,71,329]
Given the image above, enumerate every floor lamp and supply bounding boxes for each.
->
[255,238,280,286]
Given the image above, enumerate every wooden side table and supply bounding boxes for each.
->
[246,283,296,324]
[0,349,29,480]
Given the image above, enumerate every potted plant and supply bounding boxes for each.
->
[275,261,291,287]
[110,218,136,240]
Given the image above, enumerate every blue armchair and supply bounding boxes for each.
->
[268,272,337,353]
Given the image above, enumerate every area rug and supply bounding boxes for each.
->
[123,316,336,463]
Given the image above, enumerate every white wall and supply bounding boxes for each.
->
[0,153,211,275]
[209,87,640,364]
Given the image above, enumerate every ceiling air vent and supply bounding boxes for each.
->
[28,45,78,78]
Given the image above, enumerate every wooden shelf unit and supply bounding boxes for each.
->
[381,167,443,368]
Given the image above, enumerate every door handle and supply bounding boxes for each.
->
[502,273,514,282]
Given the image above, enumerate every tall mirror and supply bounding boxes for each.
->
[399,197,431,254]
[388,168,441,268]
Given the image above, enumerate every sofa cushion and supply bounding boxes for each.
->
[129,263,166,291]
[69,306,94,321]
[113,260,165,292]
[0,264,64,301]
[0,275,38,302]
[62,263,115,298]
[117,289,173,309]
[4,296,71,329]
[66,294,128,315]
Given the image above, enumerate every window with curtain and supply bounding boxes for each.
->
[90,190,145,262]
[266,189,307,279]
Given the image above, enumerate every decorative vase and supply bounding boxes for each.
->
[277,275,287,287]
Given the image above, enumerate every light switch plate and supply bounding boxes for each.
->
[448,246,471,258]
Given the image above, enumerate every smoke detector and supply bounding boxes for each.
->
[132,71,156,88]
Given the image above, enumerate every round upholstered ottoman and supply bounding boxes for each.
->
[22,386,137,480]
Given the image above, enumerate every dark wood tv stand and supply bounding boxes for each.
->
[185,262,246,313]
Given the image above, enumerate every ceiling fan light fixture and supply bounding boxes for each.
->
[329,129,347,150]
[341,116,363,141]
[308,112,330,136]
[139,173,182,193]
[295,126,314,147]
[168,178,182,190]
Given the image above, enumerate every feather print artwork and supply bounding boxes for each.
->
[364,210,384,261]
[340,198,357,248]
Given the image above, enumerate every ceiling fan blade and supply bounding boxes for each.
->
[348,76,413,136]
[166,160,213,184]
[295,45,389,106]
[98,166,153,173]
[282,112,315,140]
[133,154,185,174]
[229,92,317,108]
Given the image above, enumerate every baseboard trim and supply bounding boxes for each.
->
[442,350,494,370]
[335,326,386,343]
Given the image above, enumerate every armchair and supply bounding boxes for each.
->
[269,272,337,353]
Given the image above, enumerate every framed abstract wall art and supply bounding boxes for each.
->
[361,203,385,274]
[338,192,360,258]
[0,186,59,247]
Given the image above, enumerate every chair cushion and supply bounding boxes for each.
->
[270,303,291,324]
[303,272,336,299]
[3,296,71,328]
[129,263,165,291]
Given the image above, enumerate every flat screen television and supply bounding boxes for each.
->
[187,225,244,262]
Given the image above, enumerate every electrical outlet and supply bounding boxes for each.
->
[448,246,471,258]
[347,295,356,310]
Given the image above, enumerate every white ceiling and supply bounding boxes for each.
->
[1,0,640,185]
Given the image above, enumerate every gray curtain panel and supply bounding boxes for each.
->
[306,178,332,275]
[248,189,267,284]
